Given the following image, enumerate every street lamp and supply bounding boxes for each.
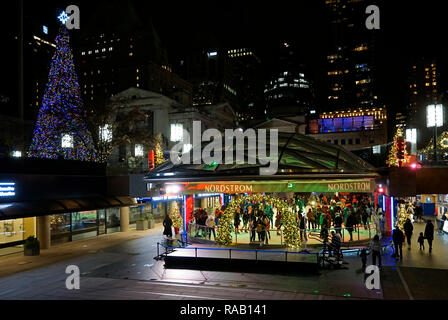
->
[426,104,444,162]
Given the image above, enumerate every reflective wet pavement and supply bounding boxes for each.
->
[0,220,447,300]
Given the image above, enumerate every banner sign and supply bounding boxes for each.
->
[0,182,16,198]
[179,179,376,195]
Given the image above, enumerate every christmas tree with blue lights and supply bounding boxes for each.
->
[28,26,97,162]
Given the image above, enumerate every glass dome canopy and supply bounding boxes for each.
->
[148,132,376,178]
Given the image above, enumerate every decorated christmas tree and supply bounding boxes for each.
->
[169,201,183,229]
[386,127,409,167]
[28,27,97,161]
[155,140,165,166]
[396,203,410,230]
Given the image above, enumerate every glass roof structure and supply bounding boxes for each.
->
[147,132,376,180]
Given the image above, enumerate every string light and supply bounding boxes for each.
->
[28,27,97,162]
[216,194,302,248]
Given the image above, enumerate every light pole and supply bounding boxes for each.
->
[426,104,444,162]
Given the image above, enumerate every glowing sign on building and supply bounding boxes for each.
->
[0,182,16,197]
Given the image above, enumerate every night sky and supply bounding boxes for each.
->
[1,0,448,119]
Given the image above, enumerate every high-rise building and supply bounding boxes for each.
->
[264,41,314,119]
[406,58,440,125]
[325,0,381,111]
[405,58,442,149]
[224,48,264,122]
[72,0,191,111]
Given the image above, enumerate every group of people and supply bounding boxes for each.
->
[184,193,382,245]
[292,194,377,242]
[392,218,435,259]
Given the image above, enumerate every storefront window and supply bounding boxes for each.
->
[106,208,120,233]
[0,217,36,256]
[71,211,98,241]
[50,213,71,244]
[129,205,143,225]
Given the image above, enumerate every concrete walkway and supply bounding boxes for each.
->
[0,224,164,279]
[0,219,447,300]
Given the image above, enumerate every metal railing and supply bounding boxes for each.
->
[187,221,378,246]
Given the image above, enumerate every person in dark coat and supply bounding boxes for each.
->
[403,218,414,249]
[424,219,434,253]
[346,212,355,241]
[392,226,405,259]
[334,213,343,235]
[163,215,173,238]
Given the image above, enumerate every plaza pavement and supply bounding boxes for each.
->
[0,219,447,300]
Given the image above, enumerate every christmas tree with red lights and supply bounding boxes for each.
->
[28,27,97,161]
[386,127,409,167]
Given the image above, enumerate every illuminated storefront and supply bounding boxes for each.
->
[145,132,381,240]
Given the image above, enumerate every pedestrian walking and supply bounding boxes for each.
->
[392,226,405,259]
[163,214,173,238]
[403,218,414,249]
[424,219,434,253]
[418,232,425,250]
[360,248,368,271]
[369,235,382,267]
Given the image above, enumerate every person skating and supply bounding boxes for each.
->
[329,231,342,259]
[334,212,343,235]
[250,216,257,242]
[299,213,307,242]
[234,209,241,234]
[392,226,405,259]
[424,219,434,253]
[262,214,270,244]
[308,208,317,230]
[256,217,265,242]
[346,211,355,241]
[275,211,282,235]
[418,232,425,250]
[403,218,413,249]
[206,214,216,240]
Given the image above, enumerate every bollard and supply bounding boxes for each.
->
[229,249,232,260]
[255,250,258,261]
[358,226,360,241]
[285,251,288,262]
[157,243,159,258]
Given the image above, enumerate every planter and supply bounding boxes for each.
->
[148,219,155,229]
[24,245,40,256]
[174,227,180,235]
[136,220,148,230]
